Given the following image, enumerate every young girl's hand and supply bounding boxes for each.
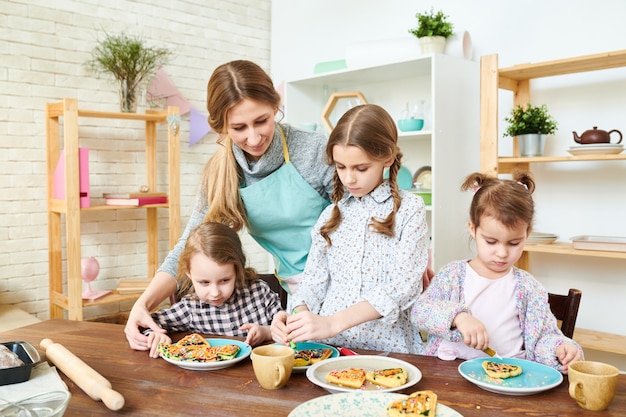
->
[556,342,582,374]
[285,311,337,342]
[240,323,270,347]
[147,332,172,359]
[270,311,290,345]
[453,312,490,350]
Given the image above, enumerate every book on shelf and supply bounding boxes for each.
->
[116,278,151,294]
[102,191,167,199]
[105,196,168,206]
[53,147,90,208]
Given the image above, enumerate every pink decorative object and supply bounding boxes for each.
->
[81,257,111,300]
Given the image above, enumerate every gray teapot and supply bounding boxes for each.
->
[572,126,622,144]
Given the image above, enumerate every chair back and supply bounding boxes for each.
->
[547,288,582,339]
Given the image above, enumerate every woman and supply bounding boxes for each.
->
[125,60,334,350]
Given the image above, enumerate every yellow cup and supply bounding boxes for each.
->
[251,345,294,389]
[568,361,620,411]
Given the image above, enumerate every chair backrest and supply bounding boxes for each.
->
[257,273,288,310]
[547,288,582,339]
[170,273,288,310]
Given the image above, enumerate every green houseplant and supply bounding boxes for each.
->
[85,32,172,112]
[408,8,454,54]
[504,103,558,156]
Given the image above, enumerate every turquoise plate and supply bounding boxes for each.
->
[458,357,563,395]
[384,166,413,190]
[161,338,251,371]
[292,342,339,373]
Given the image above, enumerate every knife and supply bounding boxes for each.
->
[483,347,503,360]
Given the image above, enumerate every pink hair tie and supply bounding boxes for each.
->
[471,186,481,194]
[517,181,528,190]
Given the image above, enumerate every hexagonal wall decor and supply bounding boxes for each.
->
[321,91,367,133]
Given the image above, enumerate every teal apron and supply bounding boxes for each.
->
[240,126,330,293]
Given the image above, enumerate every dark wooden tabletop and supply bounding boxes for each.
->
[0,319,624,416]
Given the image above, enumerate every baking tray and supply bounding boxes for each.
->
[571,235,626,252]
[0,341,40,386]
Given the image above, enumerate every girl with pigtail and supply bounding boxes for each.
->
[271,104,429,354]
[411,169,583,373]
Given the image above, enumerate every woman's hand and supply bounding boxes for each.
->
[453,312,490,350]
[147,332,171,359]
[240,323,270,347]
[124,304,167,351]
[556,342,583,374]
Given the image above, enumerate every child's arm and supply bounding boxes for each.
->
[285,301,380,342]
[452,312,490,351]
[239,323,272,347]
[556,342,583,374]
[144,330,172,359]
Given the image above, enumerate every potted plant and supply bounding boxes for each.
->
[504,103,558,157]
[408,8,454,54]
[85,31,172,112]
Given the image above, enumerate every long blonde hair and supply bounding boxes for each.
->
[320,104,403,245]
[201,60,282,230]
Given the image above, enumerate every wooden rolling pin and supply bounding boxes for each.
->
[40,338,125,411]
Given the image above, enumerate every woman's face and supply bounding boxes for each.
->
[226,98,277,161]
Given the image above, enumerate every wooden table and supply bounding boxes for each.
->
[1,320,624,416]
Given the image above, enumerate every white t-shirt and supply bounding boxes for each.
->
[438,263,525,360]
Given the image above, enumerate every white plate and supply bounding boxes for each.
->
[160,338,251,370]
[567,146,624,155]
[305,355,422,394]
[569,143,623,149]
[291,342,340,373]
[458,357,563,395]
[289,392,463,417]
[526,232,558,244]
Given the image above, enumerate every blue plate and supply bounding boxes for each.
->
[384,166,413,190]
[161,338,251,371]
[458,357,563,395]
[292,342,339,372]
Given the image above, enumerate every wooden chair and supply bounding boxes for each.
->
[548,288,582,339]
[257,273,288,310]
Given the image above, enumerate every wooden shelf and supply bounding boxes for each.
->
[524,242,626,260]
[574,328,626,356]
[45,98,181,321]
[480,50,626,355]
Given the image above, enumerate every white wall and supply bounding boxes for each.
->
[271,1,626,340]
[0,0,272,320]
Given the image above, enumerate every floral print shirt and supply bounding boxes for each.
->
[290,181,428,354]
[410,260,583,372]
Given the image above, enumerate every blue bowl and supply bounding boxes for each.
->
[397,118,424,132]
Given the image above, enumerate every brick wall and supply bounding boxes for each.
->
[0,0,272,319]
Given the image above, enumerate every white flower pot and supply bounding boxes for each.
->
[419,36,446,55]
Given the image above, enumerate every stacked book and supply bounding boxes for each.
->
[116,278,152,294]
[104,192,168,206]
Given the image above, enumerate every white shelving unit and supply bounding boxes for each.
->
[285,54,480,270]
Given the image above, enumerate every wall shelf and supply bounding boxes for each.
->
[45,98,180,320]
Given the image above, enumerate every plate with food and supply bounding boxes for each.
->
[458,357,563,395]
[289,390,462,417]
[305,355,421,394]
[291,342,339,372]
[159,334,251,370]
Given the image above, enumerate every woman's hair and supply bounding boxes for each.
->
[200,60,282,231]
[174,222,257,300]
[320,104,402,245]
[461,169,536,232]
